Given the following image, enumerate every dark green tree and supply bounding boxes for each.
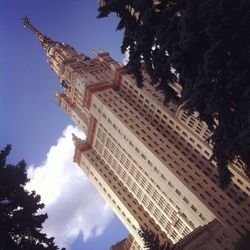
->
[235,231,250,250]
[0,145,64,250]
[98,0,250,187]
[139,227,171,250]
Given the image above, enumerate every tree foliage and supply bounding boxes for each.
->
[139,227,171,250]
[98,0,250,187]
[0,145,63,250]
[235,231,250,250]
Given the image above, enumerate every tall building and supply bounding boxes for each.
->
[23,17,250,250]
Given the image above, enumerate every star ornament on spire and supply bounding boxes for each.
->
[22,16,54,49]
[23,16,31,28]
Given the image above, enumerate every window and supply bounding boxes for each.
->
[199,214,206,221]
[191,205,197,212]
[161,174,166,181]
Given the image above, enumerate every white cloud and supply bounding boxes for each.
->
[26,125,114,248]
[122,50,129,65]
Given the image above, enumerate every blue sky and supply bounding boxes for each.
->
[1,0,128,249]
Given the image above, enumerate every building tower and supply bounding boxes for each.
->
[23,17,250,250]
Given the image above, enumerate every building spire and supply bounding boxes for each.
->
[23,16,55,49]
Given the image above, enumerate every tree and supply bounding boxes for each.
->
[98,0,250,187]
[139,227,171,250]
[235,231,250,250]
[0,145,64,250]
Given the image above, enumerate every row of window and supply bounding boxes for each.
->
[100,131,194,242]
[94,108,210,225]
[83,149,172,247]
[91,83,250,236]
[82,152,142,237]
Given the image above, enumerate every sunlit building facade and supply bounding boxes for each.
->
[24,17,250,250]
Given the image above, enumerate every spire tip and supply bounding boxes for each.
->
[23,16,31,28]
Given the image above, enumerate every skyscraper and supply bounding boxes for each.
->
[23,17,250,250]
